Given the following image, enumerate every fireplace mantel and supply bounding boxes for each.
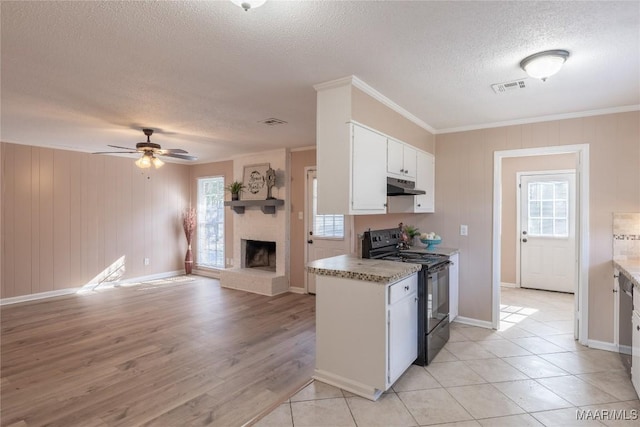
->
[224,199,284,214]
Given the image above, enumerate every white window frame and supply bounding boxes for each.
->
[196,176,225,269]
[312,176,345,240]
[526,180,570,238]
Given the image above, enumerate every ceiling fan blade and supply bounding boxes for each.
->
[93,151,139,154]
[159,148,188,154]
[161,153,198,161]
[107,144,137,151]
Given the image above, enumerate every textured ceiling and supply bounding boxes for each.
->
[2,1,639,163]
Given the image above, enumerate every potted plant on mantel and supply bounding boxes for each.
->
[182,207,196,275]
[225,181,245,201]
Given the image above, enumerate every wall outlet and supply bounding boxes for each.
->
[144,257,150,266]
[460,225,468,236]
[298,211,303,220]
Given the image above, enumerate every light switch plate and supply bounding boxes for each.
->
[298,211,303,220]
[460,225,468,236]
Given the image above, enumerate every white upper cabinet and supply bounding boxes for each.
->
[415,150,435,212]
[387,150,435,213]
[351,124,388,213]
[315,78,434,215]
[387,139,417,180]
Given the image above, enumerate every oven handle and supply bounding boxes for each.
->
[428,261,451,275]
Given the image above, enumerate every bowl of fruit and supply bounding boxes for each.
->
[419,232,442,248]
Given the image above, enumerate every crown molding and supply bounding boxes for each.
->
[290,145,316,152]
[314,75,437,135]
[312,76,355,92]
[437,104,640,134]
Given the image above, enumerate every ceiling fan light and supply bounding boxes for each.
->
[135,154,152,169]
[152,156,164,169]
[230,0,266,11]
[520,49,570,81]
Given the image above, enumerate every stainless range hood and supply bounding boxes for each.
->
[387,177,426,196]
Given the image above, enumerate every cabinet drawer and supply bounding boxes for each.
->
[389,275,417,305]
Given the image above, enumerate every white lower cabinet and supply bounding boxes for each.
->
[632,310,640,394]
[314,273,418,401]
[388,284,418,384]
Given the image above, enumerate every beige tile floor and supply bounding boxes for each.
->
[254,287,639,426]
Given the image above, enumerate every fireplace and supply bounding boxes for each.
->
[242,239,276,272]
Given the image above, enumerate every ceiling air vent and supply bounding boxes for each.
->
[259,118,288,126]
[491,79,527,94]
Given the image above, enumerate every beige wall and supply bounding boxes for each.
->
[289,149,317,289]
[189,160,234,269]
[1,142,191,298]
[501,154,577,284]
[351,87,435,154]
[433,112,640,342]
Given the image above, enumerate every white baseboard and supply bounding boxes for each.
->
[501,282,518,288]
[454,316,494,329]
[193,268,221,279]
[0,287,82,306]
[620,344,632,355]
[587,339,619,353]
[1,270,187,305]
[313,369,382,401]
[113,270,186,286]
[288,287,306,294]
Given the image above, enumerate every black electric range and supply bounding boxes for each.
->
[362,228,451,365]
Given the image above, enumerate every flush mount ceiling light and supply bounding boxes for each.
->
[520,49,570,81]
[231,0,267,11]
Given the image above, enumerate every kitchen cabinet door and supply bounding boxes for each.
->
[387,139,417,180]
[387,138,405,178]
[402,144,417,180]
[388,285,418,385]
[414,151,434,213]
[351,124,387,213]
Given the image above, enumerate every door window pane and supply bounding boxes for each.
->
[527,180,569,237]
[312,178,344,238]
[197,177,225,268]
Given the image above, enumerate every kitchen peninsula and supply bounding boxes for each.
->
[307,255,420,401]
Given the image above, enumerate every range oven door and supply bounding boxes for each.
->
[426,262,450,333]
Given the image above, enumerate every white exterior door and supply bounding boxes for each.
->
[520,172,576,293]
[306,168,352,294]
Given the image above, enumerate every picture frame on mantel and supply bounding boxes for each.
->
[242,163,270,200]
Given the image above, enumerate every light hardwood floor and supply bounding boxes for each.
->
[1,276,316,426]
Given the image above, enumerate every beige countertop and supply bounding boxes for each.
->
[614,258,640,288]
[307,254,421,284]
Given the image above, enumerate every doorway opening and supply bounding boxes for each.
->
[304,167,353,294]
[492,145,590,346]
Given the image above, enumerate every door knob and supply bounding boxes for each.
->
[522,231,527,235]
[522,238,528,243]
[307,240,313,244]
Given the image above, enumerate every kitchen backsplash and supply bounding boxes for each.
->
[613,213,640,260]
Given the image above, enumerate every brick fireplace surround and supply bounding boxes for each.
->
[220,149,290,296]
